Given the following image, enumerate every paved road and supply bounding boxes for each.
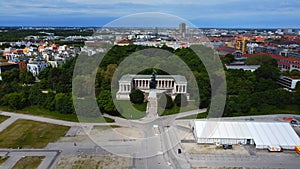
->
[2,110,300,169]
[189,154,300,169]
[172,109,207,119]
[0,116,18,132]
[0,149,61,169]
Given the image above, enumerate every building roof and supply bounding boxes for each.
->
[193,120,300,149]
[119,74,187,84]
[225,64,260,72]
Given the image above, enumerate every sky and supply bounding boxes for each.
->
[0,0,299,28]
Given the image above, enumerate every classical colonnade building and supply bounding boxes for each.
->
[116,74,189,100]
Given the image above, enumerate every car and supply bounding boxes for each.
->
[290,120,298,124]
[223,144,233,149]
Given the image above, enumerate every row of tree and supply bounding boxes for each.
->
[1,44,300,117]
[223,54,300,116]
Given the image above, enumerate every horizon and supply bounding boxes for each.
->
[0,0,299,29]
[0,26,299,30]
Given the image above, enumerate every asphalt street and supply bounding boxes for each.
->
[1,110,300,169]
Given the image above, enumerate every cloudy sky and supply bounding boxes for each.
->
[0,0,299,28]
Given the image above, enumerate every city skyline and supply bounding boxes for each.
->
[0,0,299,28]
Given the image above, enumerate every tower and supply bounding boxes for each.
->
[179,23,186,37]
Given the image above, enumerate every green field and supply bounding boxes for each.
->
[0,119,70,148]
[78,116,115,123]
[12,156,45,169]
[159,101,199,116]
[178,112,208,119]
[55,155,130,169]
[0,115,9,123]
[0,156,8,165]
[116,101,147,119]
[0,106,115,123]
[0,106,79,122]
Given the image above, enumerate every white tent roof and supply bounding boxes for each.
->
[193,120,300,148]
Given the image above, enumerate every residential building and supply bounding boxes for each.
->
[277,76,300,91]
[27,61,49,76]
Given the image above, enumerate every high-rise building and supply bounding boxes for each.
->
[234,37,248,54]
[179,23,186,37]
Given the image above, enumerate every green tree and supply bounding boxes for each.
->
[221,54,235,64]
[97,90,118,115]
[245,54,278,67]
[254,65,280,81]
[174,94,188,107]
[54,93,73,114]
[19,71,35,84]
[1,92,26,109]
[129,89,144,104]
[1,68,19,82]
[28,85,43,106]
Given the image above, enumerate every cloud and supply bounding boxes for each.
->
[0,0,299,28]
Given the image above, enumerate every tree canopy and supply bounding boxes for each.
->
[129,89,144,104]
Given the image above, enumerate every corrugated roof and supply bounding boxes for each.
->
[194,120,300,149]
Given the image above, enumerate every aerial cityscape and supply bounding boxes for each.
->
[0,0,300,169]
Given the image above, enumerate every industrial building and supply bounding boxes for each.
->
[191,120,300,150]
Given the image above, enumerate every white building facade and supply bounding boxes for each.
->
[116,74,189,100]
[27,62,49,76]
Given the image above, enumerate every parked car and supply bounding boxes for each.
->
[223,144,233,149]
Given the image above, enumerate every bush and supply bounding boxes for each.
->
[174,94,188,107]
[129,89,144,104]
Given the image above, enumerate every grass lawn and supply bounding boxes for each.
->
[0,106,115,123]
[0,106,79,122]
[228,104,300,117]
[0,119,70,148]
[116,100,147,119]
[178,112,208,119]
[0,156,9,165]
[55,155,130,169]
[12,156,45,169]
[159,101,198,116]
[78,116,115,123]
[0,115,9,123]
[272,105,300,115]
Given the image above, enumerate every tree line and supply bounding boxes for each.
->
[1,44,300,117]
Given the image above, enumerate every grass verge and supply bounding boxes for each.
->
[0,106,78,122]
[0,156,8,165]
[159,101,198,116]
[55,155,130,169]
[0,106,115,123]
[177,112,208,119]
[0,115,9,123]
[0,119,70,148]
[12,156,45,169]
[116,100,147,119]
